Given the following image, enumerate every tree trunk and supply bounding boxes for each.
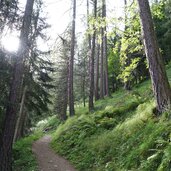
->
[95,43,100,101]
[82,75,86,107]
[61,61,68,121]
[89,0,97,111]
[102,0,109,96]
[0,0,34,170]
[137,0,171,113]
[68,0,76,116]
[100,27,104,99]
[13,86,27,143]
[87,0,91,77]
[83,56,86,107]
[55,37,69,121]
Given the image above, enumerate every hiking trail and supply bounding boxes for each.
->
[32,135,77,171]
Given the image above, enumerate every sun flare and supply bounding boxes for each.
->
[1,35,20,52]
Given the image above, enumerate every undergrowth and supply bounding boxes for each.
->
[51,72,171,171]
[14,68,171,171]
[13,132,42,171]
[35,115,61,133]
[13,115,60,171]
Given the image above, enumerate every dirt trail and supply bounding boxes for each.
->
[32,135,77,171]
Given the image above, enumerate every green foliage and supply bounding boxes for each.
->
[52,97,171,171]
[13,133,42,171]
[75,105,89,115]
[87,16,107,37]
[0,51,12,132]
[118,57,141,82]
[93,99,143,131]
[13,115,60,171]
[88,102,154,170]
[53,28,72,121]
[51,115,97,170]
[51,79,150,170]
[74,38,89,104]
[26,53,54,119]
[35,115,61,133]
[152,0,165,20]
[12,68,171,171]
[118,1,148,88]
[152,0,171,63]
[51,67,171,171]
[108,40,121,91]
[10,1,171,170]
[108,42,120,75]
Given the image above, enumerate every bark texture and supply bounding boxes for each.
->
[13,86,27,142]
[95,43,100,101]
[89,0,97,111]
[102,0,109,96]
[68,0,76,116]
[100,27,104,99]
[137,0,171,113]
[82,56,86,107]
[0,0,34,170]
[87,0,91,74]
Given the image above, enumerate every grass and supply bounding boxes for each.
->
[13,132,42,171]
[51,100,171,171]
[35,115,61,133]
[13,67,171,171]
[50,67,171,171]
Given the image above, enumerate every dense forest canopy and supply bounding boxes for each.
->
[0,0,171,170]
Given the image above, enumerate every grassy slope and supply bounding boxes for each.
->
[13,68,171,171]
[51,68,171,171]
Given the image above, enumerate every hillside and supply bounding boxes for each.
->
[50,68,171,171]
[13,67,171,171]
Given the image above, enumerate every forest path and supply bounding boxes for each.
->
[32,135,77,171]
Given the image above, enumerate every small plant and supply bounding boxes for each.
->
[13,133,42,171]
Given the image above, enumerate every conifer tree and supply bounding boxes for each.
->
[89,0,97,111]
[137,0,171,113]
[0,0,35,170]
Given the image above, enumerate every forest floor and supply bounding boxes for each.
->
[32,135,77,171]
